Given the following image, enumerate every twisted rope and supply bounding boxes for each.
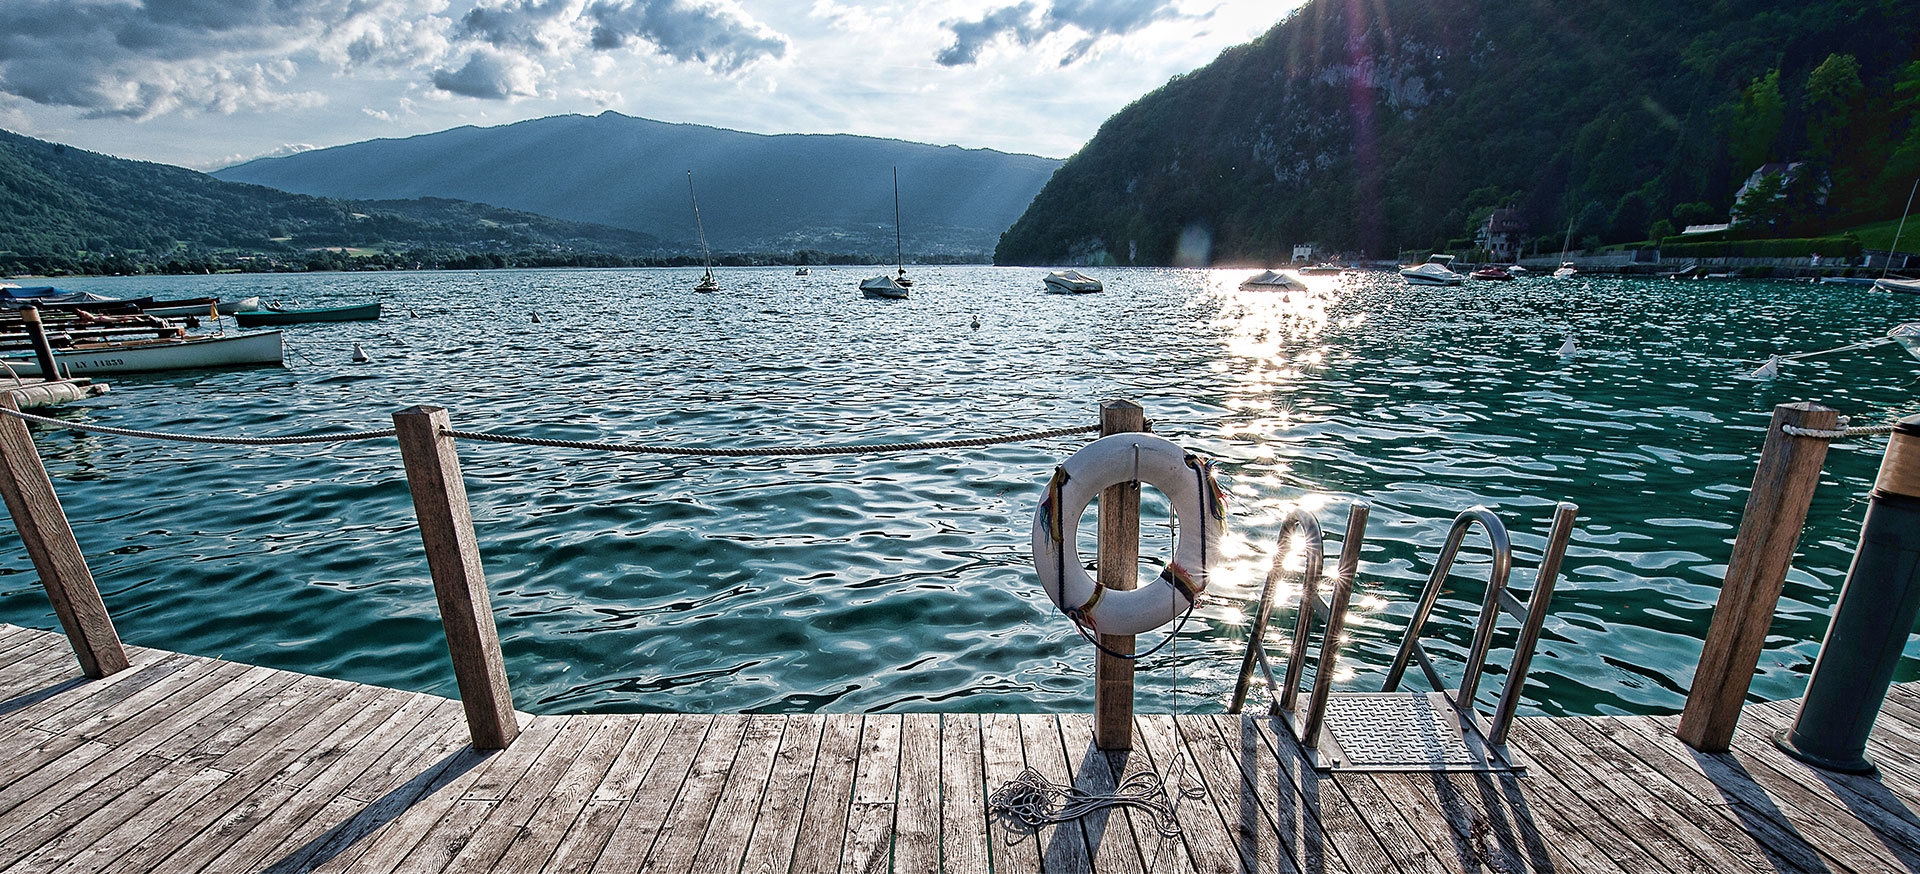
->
[441,423,1100,456]
[1782,416,1900,440]
[0,406,395,445]
[988,766,1198,838]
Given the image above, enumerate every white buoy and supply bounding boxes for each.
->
[1558,336,1577,357]
[1750,355,1781,379]
[350,343,371,364]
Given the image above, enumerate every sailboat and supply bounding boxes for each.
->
[687,170,718,292]
[1874,179,1919,294]
[1553,214,1577,279]
[860,167,911,298]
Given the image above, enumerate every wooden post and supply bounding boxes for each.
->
[0,394,128,677]
[393,405,519,750]
[1095,399,1144,750]
[1678,402,1838,752]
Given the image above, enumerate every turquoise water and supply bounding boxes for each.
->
[0,266,1914,718]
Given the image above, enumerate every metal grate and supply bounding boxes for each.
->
[1323,694,1479,767]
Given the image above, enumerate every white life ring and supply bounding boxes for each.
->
[1032,433,1229,636]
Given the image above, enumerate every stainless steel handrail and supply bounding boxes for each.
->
[1488,502,1578,744]
[1382,506,1513,708]
[1229,507,1322,713]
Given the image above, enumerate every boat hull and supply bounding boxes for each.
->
[0,331,284,376]
[859,276,908,298]
[235,303,381,326]
[1043,270,1104,293]
[1876,278,1920,294]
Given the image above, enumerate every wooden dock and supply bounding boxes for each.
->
[6,623,1920,873]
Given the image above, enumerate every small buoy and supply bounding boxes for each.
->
[532,312,541,324]
[1750,355,1781,379]
[1557,336,1577,357]
[350,343,371,364]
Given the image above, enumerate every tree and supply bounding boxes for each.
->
[1649,219,1676,243]
[1803,54,1863,162]
[1731,172,1788,232]
[1728,70,1784,185]
[1672,202,1718,228]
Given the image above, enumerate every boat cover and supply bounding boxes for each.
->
[0,287,123,308]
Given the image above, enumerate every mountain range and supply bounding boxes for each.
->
[214,112,1062,259]
[994,0,1920,266]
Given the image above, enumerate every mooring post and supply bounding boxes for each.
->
[393,404,519,750]
[20,306,62,381]
[0,394,128,677]
[1678,402,1838,753]
[1774,414,1920,773]
[1095,399,1144,750]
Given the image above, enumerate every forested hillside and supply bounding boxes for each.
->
[995,0,1920,266]
[0,129,666,275]
[214,111,1061,258]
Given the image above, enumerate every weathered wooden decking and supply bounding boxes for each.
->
[5,622,1920,874]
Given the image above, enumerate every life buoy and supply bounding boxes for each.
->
[1033,433,1229,636]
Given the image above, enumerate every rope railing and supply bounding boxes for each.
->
[440,423,1101,456]
[0,404,1100,455]
[1782,417,1900,439]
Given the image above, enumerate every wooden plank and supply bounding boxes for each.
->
[840,714,902,874]
[0,630,71,697]
[1529,715,1791,873]
[485,716,638,874]
[1718,708,1920,866]
[131,696,459,874]
[1441,767,1627,874]
[1679,402,1838,752]
[5,751,233,873]
[1605,713,1905,872]
[584,714,717,873]
[1017,713,1100,874]
[392,404,517,750]
[788,714,863,874]
[0,393,128,678]
[1131,712,1240,873]
[1061,713,1189,874]
[892,714,942,874]
[1029,712,1143,874]
[1502,718,1738,874]
[685,713,786,874]
[1211,712,1403,874]
[540,714,681,874]
[631,714,750,873]
[328,716,561,874]
[737,713,825,874]
[979,713,1043,874]
[0,653,189,736]
[938,714,989,874]
[1163,711,1293,874]
[429,714,605,872]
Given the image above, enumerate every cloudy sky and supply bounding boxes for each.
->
[0,0,1291,171]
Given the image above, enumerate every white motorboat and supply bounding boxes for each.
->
[1239,269,1307,290]
[859,276,908,299]
[1891,323,1920,359]
[0,331,284,376]
[1400,255,1465,286]
[1553,261,1578,279]
[1876,277,1920,294]
[1043,270,1104,293]
[217,296,263,315]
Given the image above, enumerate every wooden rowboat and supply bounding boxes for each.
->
[235,302,381,327]
[0,331,284,376]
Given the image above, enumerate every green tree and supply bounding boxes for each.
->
[1732,172,1788,232]
[1804,54,1863,162]
[1729,70,1784,182]
[1649,219,1676,243]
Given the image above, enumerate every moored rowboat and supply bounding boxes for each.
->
[235,302,381,326]
[0,331,284,376]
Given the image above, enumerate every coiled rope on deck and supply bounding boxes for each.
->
[439,423,1101,456]
[987,766,1199,838]
[0,406,396,445]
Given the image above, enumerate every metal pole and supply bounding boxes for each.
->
[1775,415,1920,773]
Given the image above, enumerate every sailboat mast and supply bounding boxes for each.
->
[688,170,713,274]
[1882,178,1918,280]
[893,166,903,274]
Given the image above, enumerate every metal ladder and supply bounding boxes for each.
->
[1228,501,1578,773]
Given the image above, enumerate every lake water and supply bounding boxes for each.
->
[1,266,1915,718]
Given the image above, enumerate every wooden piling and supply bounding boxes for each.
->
[0,394,127,677]
[1094,399,1144,750]
[392,405,519,750]
[1678,402,1838,753]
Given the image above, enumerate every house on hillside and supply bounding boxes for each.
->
[1477,209,1525,262]
[1732,162,1827,228]
[1292,243,1317,262]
